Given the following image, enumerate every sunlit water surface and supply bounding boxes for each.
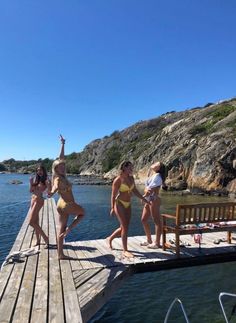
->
[0,174,236,323]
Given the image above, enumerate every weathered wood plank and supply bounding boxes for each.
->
[78,266,130,322]
[72,242,95,269]
[74,268,103,291]
[0,207,31,301]
[51,198,82,323]
[85,239,114,267]
[48,199,65,323]
[12,204,46,323]
[30,200,49,323]
[94,239,124,266]
[0,210,35,322]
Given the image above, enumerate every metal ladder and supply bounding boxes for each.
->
[219,292,236,323]
[165,293,236,323]
[164,298,190,323]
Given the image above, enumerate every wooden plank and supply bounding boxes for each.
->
[76,241,104,269]
[51,198,82,323]
[66,244,84,270]
[78,266,130,322]
[47,198,65,323]
[0,211,35,322]
[73,268,103,290]
[90,239,119,266]
[12,204,46,323]
[72,242,95,269]
[30,200,49,323]
[81,239,112,267]
[95,239,125,265]
[60,258,83,322]
[0,208,31,301]
[130,236,168,262]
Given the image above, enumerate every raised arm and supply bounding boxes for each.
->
[59,134,65,160]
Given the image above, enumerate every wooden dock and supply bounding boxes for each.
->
[1,199,236,322]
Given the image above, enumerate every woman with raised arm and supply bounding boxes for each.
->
[29,164,51,246]
[107,161,149,258]
[49,135,84,259]
[140,161,166,249]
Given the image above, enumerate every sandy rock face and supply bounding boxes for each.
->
[76,98,236,193]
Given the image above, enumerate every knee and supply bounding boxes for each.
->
[141,217,146,225]
[121,225,128,234]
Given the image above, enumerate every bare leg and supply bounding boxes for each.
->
[60,214,84,239]
[59,203,85,239]
[57,210,70,260]
[29,199,49,246]
[150,198,162,247]
[141,204,152,244]
[106,227,122,249]
[115,203,134,258]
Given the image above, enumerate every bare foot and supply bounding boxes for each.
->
[106,237,113,250]
[33,241,40,247]
[58,254,72,260]
[44,237,49,246]
[123,251,134,258]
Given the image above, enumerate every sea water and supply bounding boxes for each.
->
[0,173,236,323]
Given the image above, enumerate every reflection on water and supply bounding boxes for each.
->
[0,174,235,323]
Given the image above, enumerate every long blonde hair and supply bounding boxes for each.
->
[51,159,66,184]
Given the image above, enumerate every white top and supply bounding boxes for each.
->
[145,173,162,189]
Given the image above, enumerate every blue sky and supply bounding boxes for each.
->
[0,0,235,161]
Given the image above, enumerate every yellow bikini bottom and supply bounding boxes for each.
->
[116,199,131,209]
[57,198,75,210]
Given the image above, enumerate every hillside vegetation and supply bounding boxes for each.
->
[2,98,236,193]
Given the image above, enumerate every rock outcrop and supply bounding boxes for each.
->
[75,98,236,193]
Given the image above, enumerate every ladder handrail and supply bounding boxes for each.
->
[219,292,236,323]
[164,298,190,323]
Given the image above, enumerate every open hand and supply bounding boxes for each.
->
[59,134,65,144]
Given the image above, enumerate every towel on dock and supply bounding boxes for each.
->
[1,247,40,271]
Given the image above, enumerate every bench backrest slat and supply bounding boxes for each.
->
[176,202,236,225]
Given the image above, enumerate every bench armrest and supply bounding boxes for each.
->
[162,213,176,220]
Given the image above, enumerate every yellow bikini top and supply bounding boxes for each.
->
[57,177,72,194]
[119,182,134,194]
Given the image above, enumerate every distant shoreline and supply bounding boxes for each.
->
[2,172,236,199]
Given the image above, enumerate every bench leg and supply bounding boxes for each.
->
[228,231,232,244]
[175,232,180,258]
[162,230,166,250]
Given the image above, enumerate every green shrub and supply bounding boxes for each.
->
[189,120,214,135]
[190,104,236,136]
[102,146,121,173]
[210,104,236,122]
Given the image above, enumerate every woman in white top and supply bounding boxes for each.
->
[140,161,166,249]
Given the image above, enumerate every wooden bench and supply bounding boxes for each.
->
[162,202,236,257]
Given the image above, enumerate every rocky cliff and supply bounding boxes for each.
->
[76,98,236,194]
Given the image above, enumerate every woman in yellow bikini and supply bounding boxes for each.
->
[107,161,149,258]
[49,135,85,259]
[29,164,51,246]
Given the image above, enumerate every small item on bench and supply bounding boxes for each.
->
[169,239,191,247]
[213,238,227,245]
[194,234,202,249]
